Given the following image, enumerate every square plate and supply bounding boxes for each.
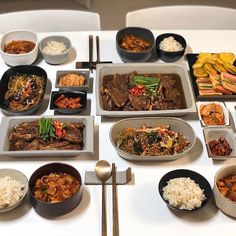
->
[203,127,236,160]
[96,63,196,117]
[0,116,94,157]
[186,53,236,101]
[55,70,90,91]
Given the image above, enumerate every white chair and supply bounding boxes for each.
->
[0,9,101,33]
[126,5,236,29]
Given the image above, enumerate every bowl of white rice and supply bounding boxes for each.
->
[156,33,186,62]
[0,169,28,212]
[39,35,71,65]
[158,169,212,212]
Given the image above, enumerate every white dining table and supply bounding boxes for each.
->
[0,30,236,236]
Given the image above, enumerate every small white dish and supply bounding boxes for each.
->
[203,127,236,160]
[196,101,229,127]
[0,29,38,66]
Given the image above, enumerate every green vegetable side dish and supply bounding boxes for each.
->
[129,75,160,98]
[39,118,55,141]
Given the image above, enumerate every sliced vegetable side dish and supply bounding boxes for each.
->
[191,52,236,96]
[116,125,190,156]
[4,73,45,112]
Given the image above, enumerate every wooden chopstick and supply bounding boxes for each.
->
[96,35,100,63]
[89,35,93,72]
[112,163,119,236]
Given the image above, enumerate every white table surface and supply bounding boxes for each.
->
[0,30,236,236]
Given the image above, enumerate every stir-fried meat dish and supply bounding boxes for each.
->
[34,172,80,203]
[101,72,186,111]
[119,35,151,52]
[9,118,85,151]
[217,174,236,202]
[4,74,45,111]
[116,125,190,156]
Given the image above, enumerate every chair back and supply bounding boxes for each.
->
[126,6,236,29]
[0,9,101,33]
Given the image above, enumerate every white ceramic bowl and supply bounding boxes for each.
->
[39,35,71,65]
[0,168,28,212]
[214,164,236,217]
[0,29,38,66]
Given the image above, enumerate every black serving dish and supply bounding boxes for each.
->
[29,162,83,218]
[156,33,186,62]
[186,53,236,101]
[50,90,87,114]
[158,169,212,212]
[0,65,47,115]
[116,27,155,63]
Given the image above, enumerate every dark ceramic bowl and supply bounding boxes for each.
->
[29,162,83,218]
[116,27,155,62]
[50,90,87,114]
[156,33,186,62]
[158,169,212,212]
[0,65,47,115]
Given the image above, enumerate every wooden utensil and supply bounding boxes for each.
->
[95,160,112,236]
[112,163,119,236]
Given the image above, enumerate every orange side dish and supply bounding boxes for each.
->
[200,103,225,125]
[120,35,151,52]
[4,40,35,54]
[33,172,80,203]
[54,94,82,109]
[217,174,236,202]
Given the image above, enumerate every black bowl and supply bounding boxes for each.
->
[116,27,155,62]
[156,33,186,62]
[50,90,87,114]
[0,65,47,115]
[29,162,83,218]
[158,169,212,212]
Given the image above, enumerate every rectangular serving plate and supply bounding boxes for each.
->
[0,115,94,157]
[96,63,196,117]
[186,53,236,101]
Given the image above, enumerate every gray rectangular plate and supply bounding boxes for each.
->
[0,115,94,157]
[96,63,197,117]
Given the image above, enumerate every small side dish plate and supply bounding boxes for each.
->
[55,70,90,91]
[196,101,230,127]
[203,127,236,160]
[0,115,94,157]
[109,117,196,161]
[50,90,87,114]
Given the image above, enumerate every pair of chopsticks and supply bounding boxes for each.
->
[112,163,119,236]
[89,35,100,72]
[75,35,112,72]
